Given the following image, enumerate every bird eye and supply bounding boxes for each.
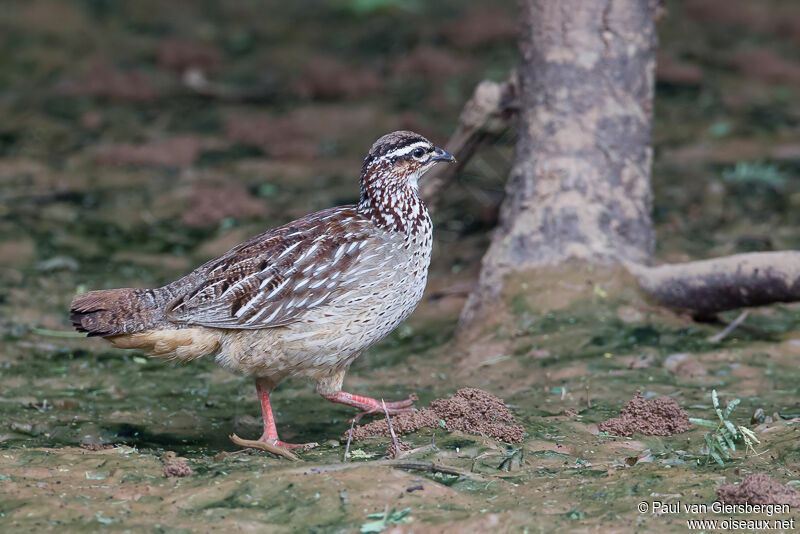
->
[412,148,425,159]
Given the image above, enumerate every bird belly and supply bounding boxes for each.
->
[214,246,430,380]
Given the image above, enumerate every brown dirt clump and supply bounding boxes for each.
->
[224,114,319,159]
[431,388,524,441]
[717,473,800,507]
[95,136,204,168]
[385,439,412,459]
[598,391,692,437]
[347,388,524,443]
[292,57,382,100]
[180,183,267,228]
[161,452,193,478]
[656,52,704,85]
[443,7,517,48]
[59,59,160,101]
[392,46,474,80]
[663,353,707,377]
[80,442,113,451]
[731,49,800,89]
[349,408,439,441]
[685,0,773,32]
[157,38,222,74]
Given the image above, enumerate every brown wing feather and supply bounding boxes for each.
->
[166,206,379,329]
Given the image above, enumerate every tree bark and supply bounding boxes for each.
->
[462,0,659,323]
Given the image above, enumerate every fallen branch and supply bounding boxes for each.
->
[626,252,800,319]
[420,70,518,210]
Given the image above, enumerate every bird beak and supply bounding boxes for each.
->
[430,147,456,164]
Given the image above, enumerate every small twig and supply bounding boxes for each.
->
[708,310,750,343]
[229,433,301,462]
[343,418,356,462]
[585,383,591,409]
[382,400,400,458]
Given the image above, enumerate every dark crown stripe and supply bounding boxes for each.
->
[361,130,431,176]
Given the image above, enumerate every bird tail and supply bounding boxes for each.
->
[70,288,168,337]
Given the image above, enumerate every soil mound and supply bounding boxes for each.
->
[385,439,412,459]
[348,388,524,443]
[161,451,193,478]
[599,390,691,437]
[717,473,800,507]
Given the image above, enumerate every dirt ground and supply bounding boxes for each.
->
[1,0,800,532]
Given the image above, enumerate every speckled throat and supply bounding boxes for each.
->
[357,159,430,235]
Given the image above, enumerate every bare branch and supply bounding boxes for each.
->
[420,70,518,210]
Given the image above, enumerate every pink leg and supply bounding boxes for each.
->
[255,378,316,450]
[321,391,417,420]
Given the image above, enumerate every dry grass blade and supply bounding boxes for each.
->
[343,417,356,462]
[708,310,749,343]
[382,400,400,458]
[229,433,302,462]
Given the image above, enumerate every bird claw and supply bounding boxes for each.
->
[229,433,316,461]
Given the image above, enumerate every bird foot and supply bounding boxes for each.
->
[322,391,418,421]
[229,433,317,462]
[355,405,415,423]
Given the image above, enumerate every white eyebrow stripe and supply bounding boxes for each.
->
[384,142,430,159]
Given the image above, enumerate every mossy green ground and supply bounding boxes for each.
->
[2,0,800,531]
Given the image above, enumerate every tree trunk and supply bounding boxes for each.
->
[462,0,659,323]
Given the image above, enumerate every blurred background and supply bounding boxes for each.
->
[1,0,800,529]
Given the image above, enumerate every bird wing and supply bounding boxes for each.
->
[166,206,380,329]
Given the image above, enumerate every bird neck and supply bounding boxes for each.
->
[357,172,429,235]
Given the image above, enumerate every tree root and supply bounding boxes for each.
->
[626,252,800,319]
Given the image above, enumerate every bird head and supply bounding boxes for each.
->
[360,130,455,192]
